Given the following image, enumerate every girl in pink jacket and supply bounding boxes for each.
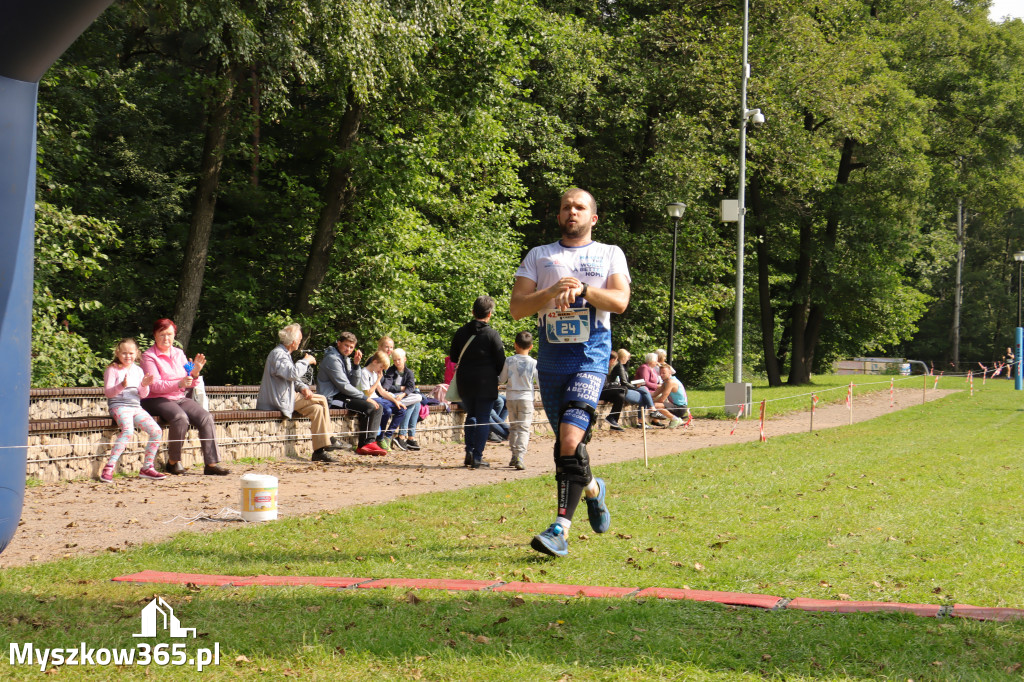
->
[101,338,165,482]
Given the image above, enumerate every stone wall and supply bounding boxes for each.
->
[28,386,259,420]
[25,387,641,483]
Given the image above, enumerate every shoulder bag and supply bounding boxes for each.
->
[444,333,477,403]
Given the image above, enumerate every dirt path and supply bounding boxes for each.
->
[2,388,953,568]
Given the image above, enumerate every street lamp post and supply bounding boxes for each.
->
[725,0,761,417]
[666,203,686,367]
[1014,251,1024,390]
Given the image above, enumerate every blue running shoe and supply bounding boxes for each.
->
[586,477,611,533]
[530,523,568,557]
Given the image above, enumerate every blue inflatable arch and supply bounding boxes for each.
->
[0,0,115,554]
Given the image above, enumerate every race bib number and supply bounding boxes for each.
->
[545,308,590,344]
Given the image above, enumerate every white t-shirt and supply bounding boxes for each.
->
[515,240,630,373]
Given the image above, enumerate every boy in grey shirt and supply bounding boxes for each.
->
[498,331,538,470]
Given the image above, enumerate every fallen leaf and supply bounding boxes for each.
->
[235,655,251,664]
[474,635,490,644]
[693,562,705,572]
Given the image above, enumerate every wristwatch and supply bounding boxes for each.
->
[580,282,589,298]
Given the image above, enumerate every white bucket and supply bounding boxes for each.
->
[239,474,278,522]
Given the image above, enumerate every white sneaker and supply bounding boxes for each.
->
[668,417,684,428]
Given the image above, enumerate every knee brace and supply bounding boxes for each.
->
[553,400,596,486]
[554,440,593,486]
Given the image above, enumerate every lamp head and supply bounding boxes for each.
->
[1014,251,1024,263]
[666,202,686,220]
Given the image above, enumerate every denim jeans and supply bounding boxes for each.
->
[376,399,396,438]
[396,402,420,436]
[624,387,654,409]
[490,394,509,439]
[461,393,494,461]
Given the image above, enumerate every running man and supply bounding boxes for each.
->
[510,188,631,556]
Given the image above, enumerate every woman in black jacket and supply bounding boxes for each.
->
[449,295,505,468]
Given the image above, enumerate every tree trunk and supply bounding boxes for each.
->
[173,73,236,351]
[950,197,964,371]
[788,137,863,384]
[787,218,814,385]
[750,176,782,386]
[295,90,364,316]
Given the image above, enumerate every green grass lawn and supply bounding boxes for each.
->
[2,377,1024,679]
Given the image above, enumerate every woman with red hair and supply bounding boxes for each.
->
[139,319,228,475]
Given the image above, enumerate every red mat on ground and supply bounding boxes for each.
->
[951,604,1024,622]
[109,572,1024,621]
[232,575,368,588]
[358,578,498,592]
[634,587,782,609]
[492,581,637,598]
[112,570,242,586]
[787,598,941,617]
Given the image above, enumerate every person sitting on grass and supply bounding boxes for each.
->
[100,338,165,482]
[380,347,423,451]
[651,363,689,428]
[256,323,346,464]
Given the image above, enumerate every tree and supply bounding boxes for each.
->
[122,0,315,349]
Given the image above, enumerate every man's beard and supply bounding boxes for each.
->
[559,218,589,240]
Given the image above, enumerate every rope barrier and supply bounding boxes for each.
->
[7,371,972,461]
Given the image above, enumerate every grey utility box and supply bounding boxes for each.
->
[724,382,752,418]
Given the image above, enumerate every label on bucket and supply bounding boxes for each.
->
[243,487,277,512]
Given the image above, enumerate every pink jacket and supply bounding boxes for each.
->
[103,364,151,400]
[635,363,660,393]
[140,345,190,401]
